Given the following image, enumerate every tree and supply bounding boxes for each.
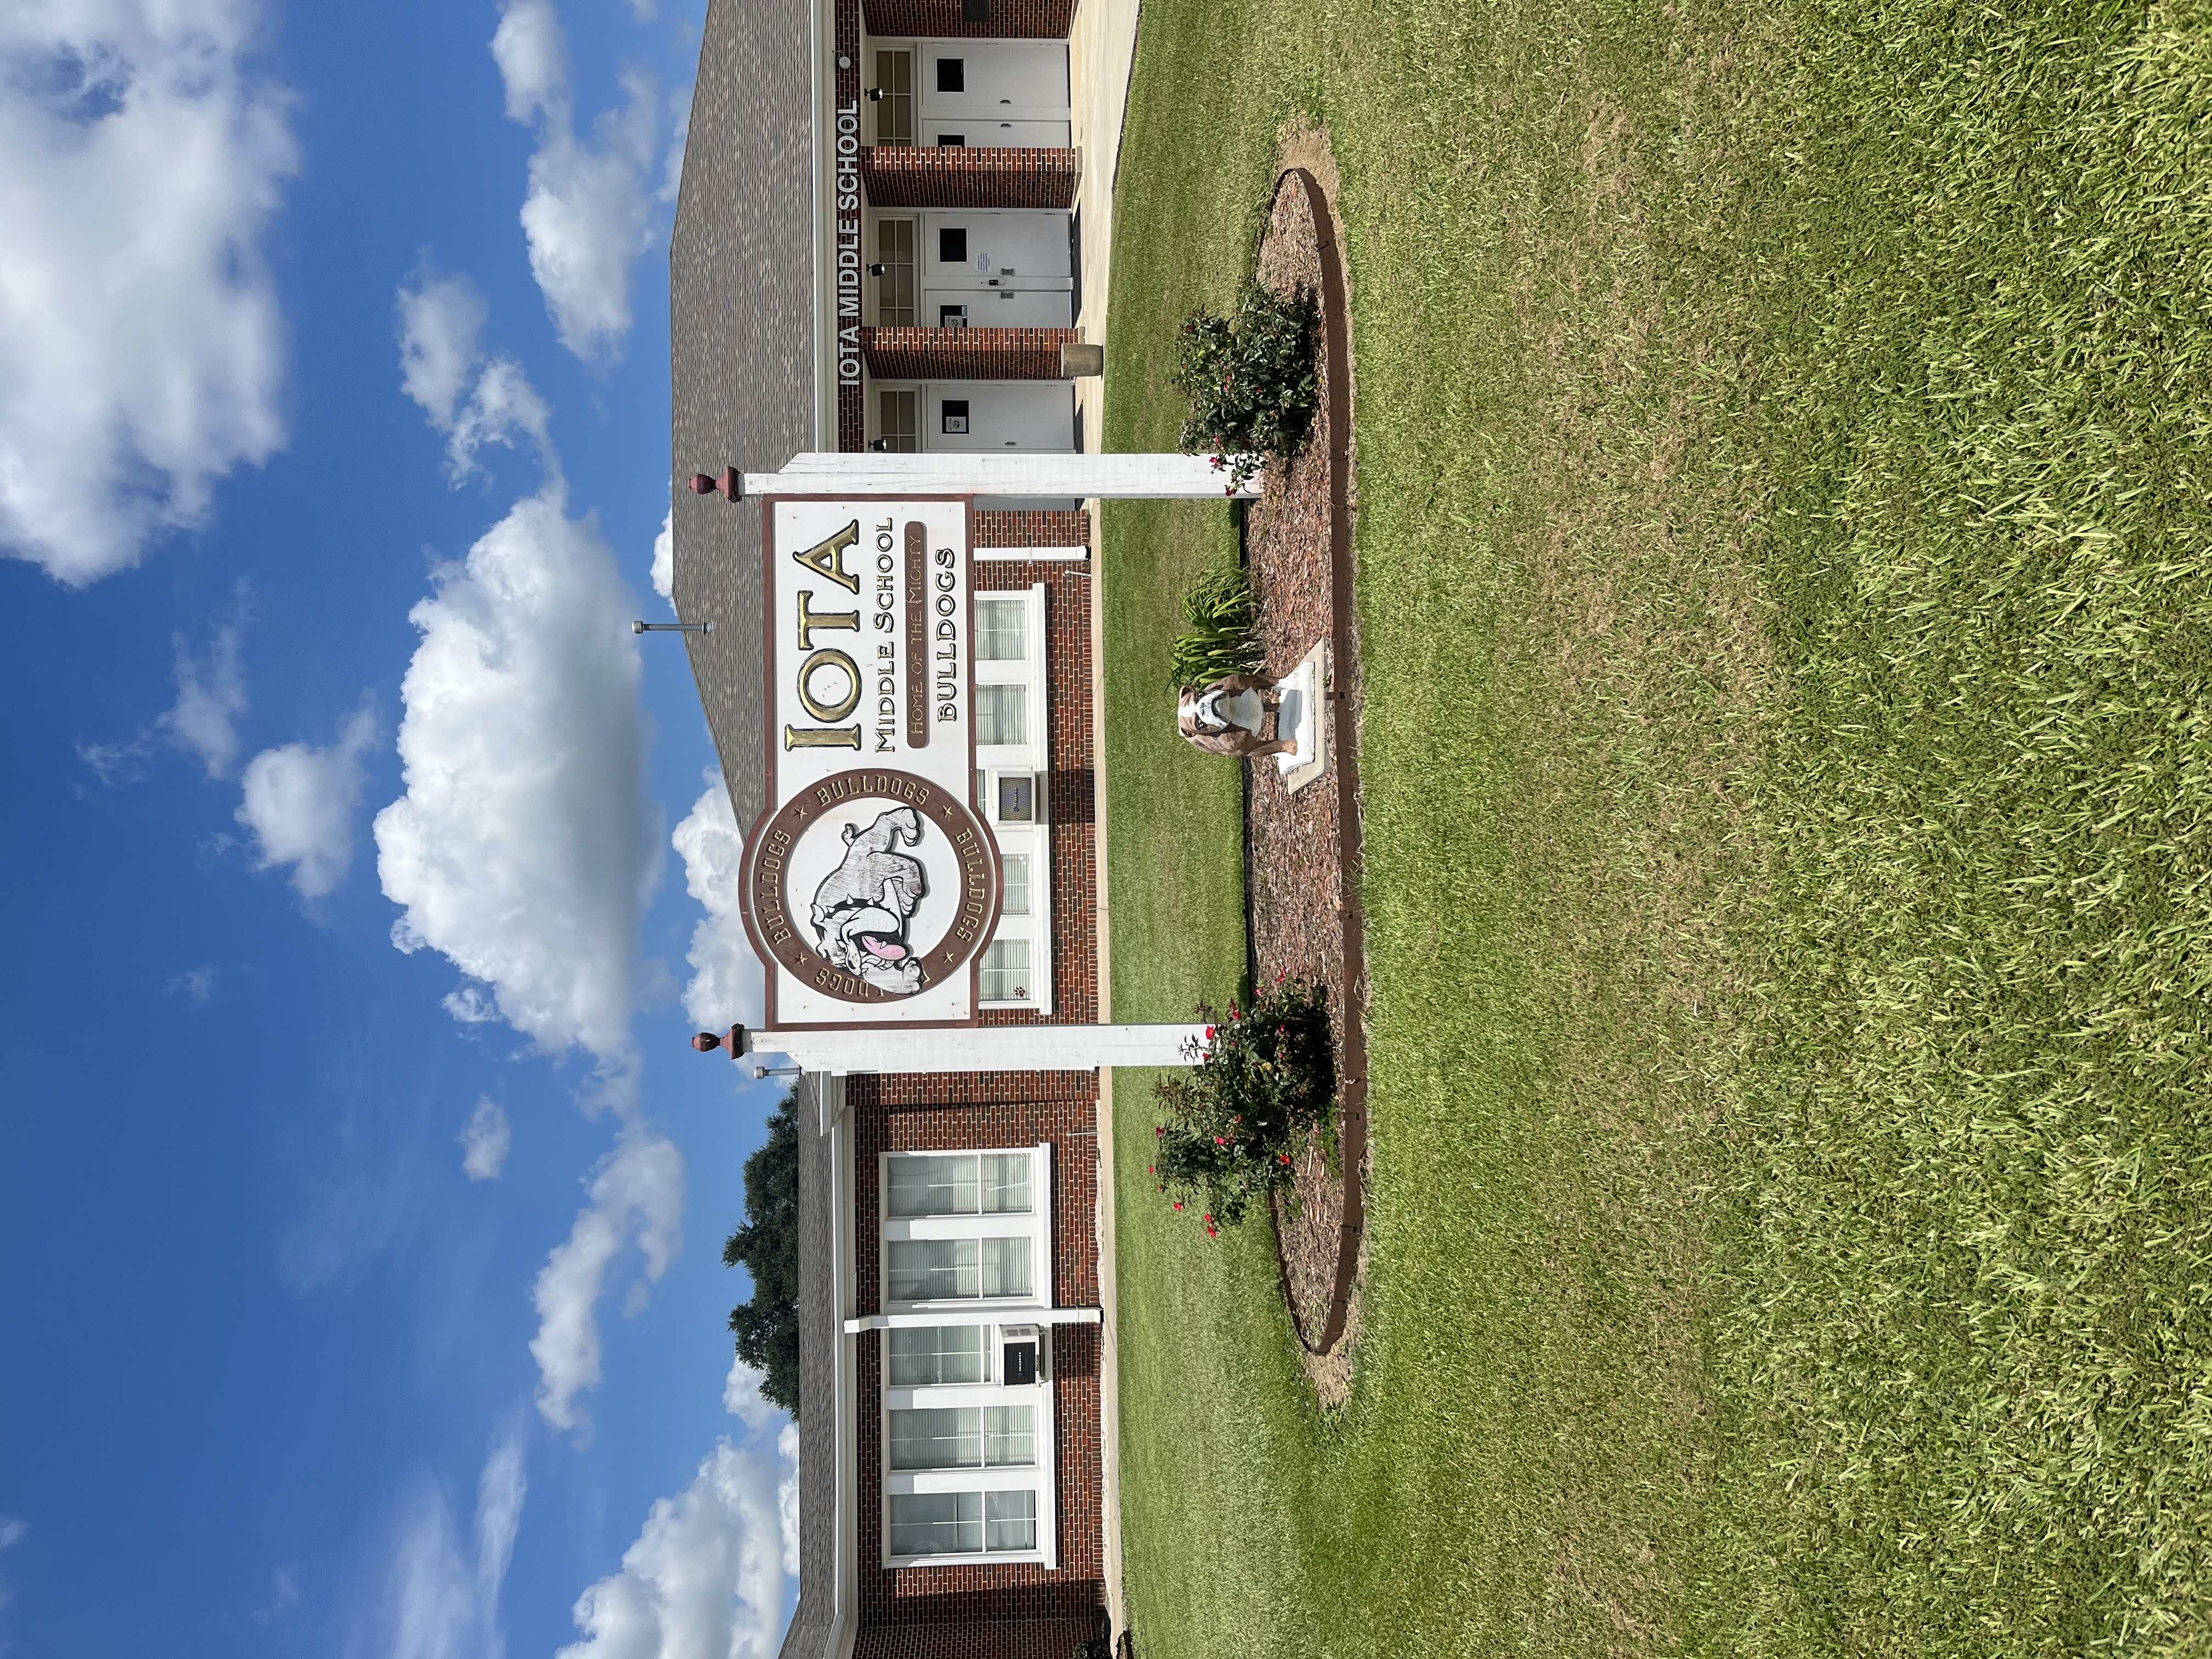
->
[724,1088,803,1415]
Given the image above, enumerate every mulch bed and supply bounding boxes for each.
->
[1240,165,1370,1406]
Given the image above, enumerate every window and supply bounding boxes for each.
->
[888,1325,986,1386]
[935,133,966,146]
[941,398,970,436]
[888,1152,1032,1216]
[887,1238,1033,1300]
[938,303,969,329]
[935,57,964,92]
[872,50,913,144]
[878,1147,1054,1567]
[888,1404,1035,1470]
[976,597,1026,661]
[876,388,918,453]
[939,228,967,263]
[888,1491,1035,1557]
[973,583,1052,1011]
[975,685,1025,745]
[874,218,915,326]
[982,939,1030,1002]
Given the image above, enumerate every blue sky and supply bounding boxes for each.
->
[0,3,794,1655]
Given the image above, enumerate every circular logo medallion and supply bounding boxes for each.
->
[738,768,1003,1005]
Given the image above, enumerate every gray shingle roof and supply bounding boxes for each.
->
[670,5,839,1651]
[670,0,821,832]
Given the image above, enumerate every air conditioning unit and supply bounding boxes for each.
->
[993,772,1042,824]
[1001,1325,1040,1386]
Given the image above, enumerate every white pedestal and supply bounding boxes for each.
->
[1274,640,1331,793]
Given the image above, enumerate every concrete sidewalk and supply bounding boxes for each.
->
[1070,0,1142,1637]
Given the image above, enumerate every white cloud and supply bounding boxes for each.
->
[460,1097,512,1181]
[492,1,657,362]
[529,1125,684,1432]
[657,82,692,205]
[392,274,556,485]
[236,703,377,899]
[489,0,565,121]
[445,357,555,483]
[397,268,488,432]
[443,988,499,1025]
[80,610,251,783]
[776,1424,799,1578]
[161,619,252,776]
[250,1566,299,1626]
[167,964,220,1003]
[0,1516,23,1552]
[650,509,673,602]
[0,0,297,584]
[557,1440,789,1659]
[373,486,660,1061]
[371,1432,526,1659]
[720,1357,777,1436]
[671,776,765,1030]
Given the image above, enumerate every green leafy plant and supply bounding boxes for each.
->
[1150,976,1336,1230]
[724,1088,802,1414]
[1171,278,1318,493]
[1166,561,1264,689]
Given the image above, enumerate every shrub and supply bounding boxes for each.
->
[1171,279,1318,494]
[1150,977,1336,1229]
[1167,561,1265,690]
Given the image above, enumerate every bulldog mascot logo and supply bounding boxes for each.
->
[808,806,929,992]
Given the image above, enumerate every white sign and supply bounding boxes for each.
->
[739,498,1001,1027]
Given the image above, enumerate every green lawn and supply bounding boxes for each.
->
[1101,0,2212,1654]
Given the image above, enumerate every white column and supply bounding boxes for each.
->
[742,452,1261,500]
[749,1022,1204,1074]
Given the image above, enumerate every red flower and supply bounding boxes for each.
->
[1172,1200,1183,1210]
[1214,1136,1226,1146]
[1204,1025,1215,1041]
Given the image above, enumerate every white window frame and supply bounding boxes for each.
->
[974,584,1054,1013]
[878,1145,1058,1568]
[880,1144,1053,1314]
[973,584,1045,768]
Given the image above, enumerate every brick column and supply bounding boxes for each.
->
[862,0,1073,34]
[861,146,1077,209]
[974,509,1089,548]
[861,326,1076,381]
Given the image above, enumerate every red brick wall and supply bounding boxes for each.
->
[973,509,1088,548]
[862,145,1077,209]
[855,1616,1104,1659]
[848,1087,1107,1654]
[862,326,1076,381]
[839,0,865,450]
[862,0,1073,37]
